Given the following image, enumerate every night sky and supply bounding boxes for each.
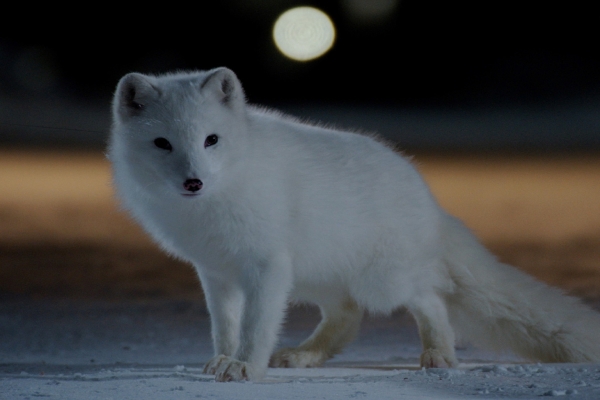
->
[1,0,599,108]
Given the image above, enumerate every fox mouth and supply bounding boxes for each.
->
[181,193,201,197]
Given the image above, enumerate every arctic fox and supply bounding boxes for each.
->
[108,67,600,382]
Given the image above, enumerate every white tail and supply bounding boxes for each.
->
[443,214,600,362]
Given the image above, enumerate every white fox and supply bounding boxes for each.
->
[108,67,600,382]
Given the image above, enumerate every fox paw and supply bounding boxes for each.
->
[269,348,327,368]
[420,348,457,368]
[203,355,254,382]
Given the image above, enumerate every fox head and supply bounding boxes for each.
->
[109,68,249,201]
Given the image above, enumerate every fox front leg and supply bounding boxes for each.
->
[200,276,244,375]
[211,255,293,382]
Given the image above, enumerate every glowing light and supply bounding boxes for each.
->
[273,7,336,62]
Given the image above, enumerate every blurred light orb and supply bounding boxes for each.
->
[273,7,336,62]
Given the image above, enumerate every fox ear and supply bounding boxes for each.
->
[114,73,159,119]
[201,67,245,108]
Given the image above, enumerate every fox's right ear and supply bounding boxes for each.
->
[113,73,159,119]
[200,67,245,110]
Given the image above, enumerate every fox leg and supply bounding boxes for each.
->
[203,280,244,356]
[409,294,458,368]
[201,277,244,375]
[204,254,294,382]
[270,297,363,368]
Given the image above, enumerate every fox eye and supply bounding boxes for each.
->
[154,137,172,151]
[204,134,219,148]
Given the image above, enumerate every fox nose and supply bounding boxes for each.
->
[183,178,203,192]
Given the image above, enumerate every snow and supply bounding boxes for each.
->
[1,300,599,399]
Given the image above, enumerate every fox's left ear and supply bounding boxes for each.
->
[201,67,246,109]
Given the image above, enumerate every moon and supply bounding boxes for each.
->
[273,7,336,62]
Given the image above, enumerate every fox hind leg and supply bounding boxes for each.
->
[409,294,458,368]
[270,297,363,368]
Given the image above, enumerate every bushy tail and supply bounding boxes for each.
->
[442,214,600,363]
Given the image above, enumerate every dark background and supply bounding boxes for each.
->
[1,0,599,150]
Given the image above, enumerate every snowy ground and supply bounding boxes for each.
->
[1,300,599,399]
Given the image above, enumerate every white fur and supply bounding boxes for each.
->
[108,68,600,381]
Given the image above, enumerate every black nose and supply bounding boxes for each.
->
[183,178,203,192]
